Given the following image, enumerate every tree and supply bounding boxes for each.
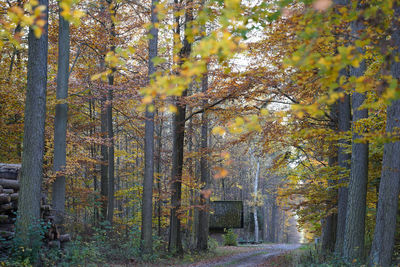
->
[168,0,193,254]
[52,0,71,226]
[369,4,400,266]
[335,77,351,254]
[343,4,369,260]
[253,157,260,243]
[141,0,159,255]
[15,0,49,250]
[321,104,338,252]
[196,70,210,251]
[106,0,116,225]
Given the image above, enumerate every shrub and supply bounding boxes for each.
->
[208,236,219,251]
[223,228,238,246]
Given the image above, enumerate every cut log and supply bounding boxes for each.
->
[0,230,14,239]
[2,189,13,194]
[46,224,60,240]
[0,223,14,231]
[0,163,20,180]
[43,215,55,222]
[0,194,11,204]
[10,193,18,201]
[59,234,71,243]
[0,179,19,190]
[0,203,13,212]
[48,240,61,249]
[41,205,51,211]
[0,185,3,193]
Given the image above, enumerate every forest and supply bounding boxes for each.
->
[0,0,399,266]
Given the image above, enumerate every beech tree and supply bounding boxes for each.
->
[52,1,70,226]
[343,3,369,260]
[15,0,49,250]
[369,3,400,266]
[141,0,159,254]
[168,0,193,254]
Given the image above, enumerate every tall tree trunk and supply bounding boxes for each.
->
[168,94,186,254]
[368,4,400,266]
[187,106,194,247]
[332,0,351,255]
[52,2,70,226]
[168,0,193,254]
[100,91,108,221]
[106,81,114,224]
[343,7,368,260]
[16,0,49,252]
[156,113,163,237]
[335,91,351,254]
[269,197,277,243]
[321,105,338,252]
[253,159,260,243]
[321,157,338,251]
[106,0,116,224]
[196,70,209,251]
[141,0,159,254]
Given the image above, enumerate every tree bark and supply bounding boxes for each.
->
[253,159,260,243]
[335,91,351,254]
[15,0,49,251]
[343,9,368,261]
[100,89,108,221]
[168,0,193,254]
[322,104,338,252]
[106,0,116,225]
[368,4,400,266]
[156,113,163,237]
[331,0,351,255]
[52,2,70,226]
[141,0,158,254]
[196,70,209,251]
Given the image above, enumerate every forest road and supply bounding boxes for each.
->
[185,243,301,267]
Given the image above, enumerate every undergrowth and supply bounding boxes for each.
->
[0,222,164,266]
[282,244,369,267]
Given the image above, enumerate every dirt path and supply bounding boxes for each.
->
[184,244,301,267]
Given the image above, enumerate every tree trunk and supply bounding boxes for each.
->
[156,113,163,237]
[52,2,70,226]
[106,0,116,224]
[100,92,108,221]
[331,1,351,255]
[269,198,277,243]
[343,10,368,261]
[15,0,49,252]
[368,4,400,266]
[253,159,260,243]
[168,93,186,254]
[168,0,193,254]
[335,91,351,254]
[141,0,158,254]
[196,70,209,251]
[322,106,338,252]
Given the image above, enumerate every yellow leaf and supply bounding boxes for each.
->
[33,26,42,38]
[168,104,177,113]
[212,126,226,136]
[261,108,269,116]
[143,95,153,104]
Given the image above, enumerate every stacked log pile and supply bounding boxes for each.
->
[0,164,70,251]
[0,164,20,242]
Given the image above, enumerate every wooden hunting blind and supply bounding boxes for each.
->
[209,200,243,230]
